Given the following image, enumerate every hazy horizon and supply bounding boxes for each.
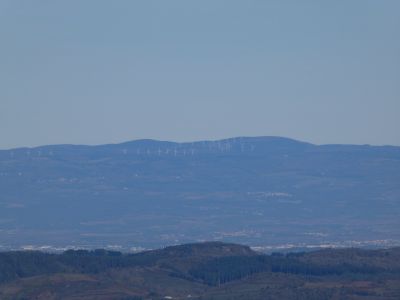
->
[1,1,399,148]
[2,134,400,151]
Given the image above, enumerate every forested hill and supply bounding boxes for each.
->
[1,136,400,250]
[1,242,400,299]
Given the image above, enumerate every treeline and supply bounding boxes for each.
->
[1,246,399,286]
[189,254,396,286]
[0,249,151,284]
[0,251,63,283]
[0,247,202,283]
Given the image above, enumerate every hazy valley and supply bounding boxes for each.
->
[1,136,399,252]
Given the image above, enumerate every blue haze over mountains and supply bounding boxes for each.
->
[0,137,399,251]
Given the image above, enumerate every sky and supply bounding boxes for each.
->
[0,0,399,149]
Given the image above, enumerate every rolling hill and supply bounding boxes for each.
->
[1,242,400,299]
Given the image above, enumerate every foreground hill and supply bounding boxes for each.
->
[0,136,400,249]
[1,242,400,299]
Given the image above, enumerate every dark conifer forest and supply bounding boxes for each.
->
[1,242,400,299]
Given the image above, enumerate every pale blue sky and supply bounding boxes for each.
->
[1,0,399,149]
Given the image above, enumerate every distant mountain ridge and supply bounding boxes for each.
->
[2,136,399,160]
[3,135,399,152]
[0,136,399,250]
[0,136,314,158]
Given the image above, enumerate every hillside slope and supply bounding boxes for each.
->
[1,242,400,299]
